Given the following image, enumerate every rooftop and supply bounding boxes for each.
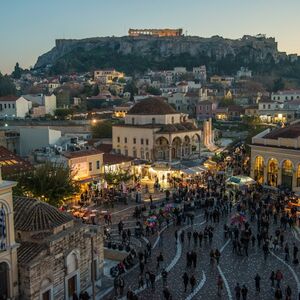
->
[0,96,18,102]
[263,123,300,139]
[128,97,177,115]
[62,148,103,159]
[103,153,133,165]
[13,196,73,232]
[157,122,198,133]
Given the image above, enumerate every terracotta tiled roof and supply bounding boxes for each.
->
[0,146,32,176]
[264,124,300,139]
[62,149,103,159]
[128,97,176,115]
[103,153,133,165]
[158,122,198,133]
[96,144,113,153]
[13,197,73,232]
[0,96,18,101]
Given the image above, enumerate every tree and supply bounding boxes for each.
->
[91,120,112,138]
[92,84,100,96]
[54,108,73,119]
[13,162,79,207]
[11,62,22,79]
[272,77,285,92]
[104,171,132,186]
[0,73,17,96]
[124,82,138,101]
[146,86,162,96]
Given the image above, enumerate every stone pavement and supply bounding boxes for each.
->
[98,203,300,300]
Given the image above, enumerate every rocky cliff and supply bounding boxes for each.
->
[34,35,286,74]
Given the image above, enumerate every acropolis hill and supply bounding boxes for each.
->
[34,33,294,74]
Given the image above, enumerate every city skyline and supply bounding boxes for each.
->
[1,0,300,74]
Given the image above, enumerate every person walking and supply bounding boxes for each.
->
[119,276,125,297]
[150,272,156,291]
[284,243,290,262]
[190,274,196,292]
[275,287,283,300]
[270,271,275,288]
[215,248,221,265]
[163,287,172,300]
[182,272,189,292]
[275,270,283,288]
[285,285,292,300]
[254,273,261,292]
[217,275,223,297]
[235,283,241,300]
[241,284,248,300]
[161,269,168,287]
[138,273,144,289]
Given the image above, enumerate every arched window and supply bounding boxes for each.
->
[297,165,300,187]
[282,160,293,189]
[254,156,264,184]
[171,116,174,124]
[267,158,278,187]
[0,206,7,251]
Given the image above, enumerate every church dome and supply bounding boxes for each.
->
[13,197,73,232]
[128,97,177,115]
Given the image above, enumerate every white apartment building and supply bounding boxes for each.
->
[271,90,300,102]
[0,96,32,119]
[23,94,57,115]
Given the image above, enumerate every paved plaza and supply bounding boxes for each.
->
[100,195,300,300]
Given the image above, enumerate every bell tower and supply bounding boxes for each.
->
[0,168,19,299]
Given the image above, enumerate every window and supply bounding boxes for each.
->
[141,149,144,159]
[4,104,6,109]
[0,104,2,111]
[133,149,137,157]
[133,138,136,144]
[132,118,135,125]
[89,162,92,171]
[12,104,15,109]
[199,106,202,111]
[152,118,156,124]
[124,137,127,143]
[206,105,209,111]
[117,137,120,143]
[124,149,128,156]
[96,161,100,169]
[171,116,174,124]
[141,138,144,145]
[146,139,149,145]
[263,104,266,109]
[8,104,10,109]
[268,104,271,109]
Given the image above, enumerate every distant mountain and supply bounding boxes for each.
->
[34,35,299,77]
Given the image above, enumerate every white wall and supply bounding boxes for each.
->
[16,97,31,118]
[125,113,181,125]
[19,127,61,156]
[44,94,57,115]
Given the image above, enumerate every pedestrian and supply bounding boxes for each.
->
[157,252,164,269]
[285,285,292,300]
[217,275,223,297]
[182,272,189,292]
[114,276,119,297]
[235,283,241,300]
[138,273,144,289]
[180,230,185,244]
[145,271,150,288]
[161,268,168,287]
[275,270,283,288]
[163,287,172,300]
[215,248,221,264]
[293,243,299,261]
[150,272,156,290]
[119,276,125,296]
[210,249,215,265]
[73,292,79,300]
[175,230,178,244]
[270,271,275,288]
[254,273,261,292]
[241,284,248,300]
[284,243,290,262]
[275,287,283,300]
[190,274,196,292]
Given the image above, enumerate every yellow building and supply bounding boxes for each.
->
[0,172,19,299]
[62,149,104,183]
[94,69,124,85]
[251,123,300,192]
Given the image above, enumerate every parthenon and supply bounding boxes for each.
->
[128,28,183,37]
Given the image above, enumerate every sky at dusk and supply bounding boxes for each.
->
[1,0,300,74]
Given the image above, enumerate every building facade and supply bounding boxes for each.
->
[0,96,32,119]
[112,97,202,163]
[250,123,300,192]
[0,176,19,299]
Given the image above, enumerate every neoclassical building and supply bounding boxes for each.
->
[250,123,300,192]
[112,97,202,163]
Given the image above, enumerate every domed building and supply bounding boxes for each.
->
[13,196,104,300]
[112,97,202,163]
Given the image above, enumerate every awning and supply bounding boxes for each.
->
[182,168,196,175]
